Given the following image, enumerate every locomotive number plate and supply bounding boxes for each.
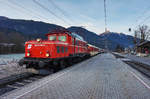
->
[34,44,45,46]
[27,44,32,49]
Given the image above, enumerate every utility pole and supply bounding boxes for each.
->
[103,0,109,50]
[104,0,107,32]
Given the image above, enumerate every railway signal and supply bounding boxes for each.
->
[129,28,131,32]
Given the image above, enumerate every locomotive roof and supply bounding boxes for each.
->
[46,30,71,36]
[46,31,86,42]
[71,32,86,42]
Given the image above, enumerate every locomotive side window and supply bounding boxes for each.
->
[56,46,60,53]
[58,36,66,42]
[75,40,78,45]
[72,38,74,45]
[49,36,56,41]
[65,47,68,52]
[61,46,64,53]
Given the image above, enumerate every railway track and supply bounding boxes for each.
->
[0,62,80,95]
[125,61,150,78]
[0,59,84,96]
[0,54,100,96]
[0,72,46,96]
[113,53,150,78]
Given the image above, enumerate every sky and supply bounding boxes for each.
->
[0,0,150,35]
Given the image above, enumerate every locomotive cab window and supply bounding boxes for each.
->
[49,36,56,41]
[58,36,66,42]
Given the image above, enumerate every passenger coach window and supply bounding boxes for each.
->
[58,36,66,41]
[49,36,56,41]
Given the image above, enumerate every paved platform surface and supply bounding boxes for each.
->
[1,53,150,99]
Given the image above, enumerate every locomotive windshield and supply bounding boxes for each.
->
[72,32,85,42]
[49,36,56,41]
[58,36,66,42]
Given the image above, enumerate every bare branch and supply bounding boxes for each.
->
[135,25,150,42]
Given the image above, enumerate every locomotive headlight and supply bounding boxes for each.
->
[46,50,50,57]
[46,53,49,57]
[27,53,30,56]
[37,38,41,42]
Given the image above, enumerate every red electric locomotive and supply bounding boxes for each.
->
[19,30,92,72]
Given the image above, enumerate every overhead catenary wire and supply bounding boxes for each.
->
[0,0,49,39]
[32,0,71,26]
[6,0,52,22]
[47,0,72,23]
[138,15,150,25]
[135,6,150,23]
[136,7,150,21]
[132,15,150,31]
[3,0,92,32]
[0,1,40,21]
[131,5,150,30]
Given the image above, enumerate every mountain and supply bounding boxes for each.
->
[0,27,24,43]
[68,26,104,48]
[0,27,25,53]
[0,16,104,47]
[0,16,9,20]
[68,27,135,51]
[0,16,135,52]
[0,16,65,39]
[99,32,134,50]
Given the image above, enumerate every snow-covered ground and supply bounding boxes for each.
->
[114,52,150,66]
[0,53,26,79]
[0,53,24,65]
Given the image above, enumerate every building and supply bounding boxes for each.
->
[136,41,150,54]
[0,43,16,54]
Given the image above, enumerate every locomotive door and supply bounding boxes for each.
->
[73,38,75,54]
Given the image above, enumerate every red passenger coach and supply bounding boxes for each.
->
[19,30,91,71]
[88,44,100,56]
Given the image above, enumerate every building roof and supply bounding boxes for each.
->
[0,43,16,46]
[137,41,150,47]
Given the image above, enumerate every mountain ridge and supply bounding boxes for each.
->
[0,16,135,51]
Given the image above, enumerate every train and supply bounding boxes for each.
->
[19,29,100,73]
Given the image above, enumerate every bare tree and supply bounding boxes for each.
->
[134,30,138,45]
[135,25,150,43]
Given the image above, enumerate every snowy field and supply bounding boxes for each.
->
[0,53,26,79]
[0,53,24,65]
[113,52,150,66]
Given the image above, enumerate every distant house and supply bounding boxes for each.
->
[136,41,150,54]
[0,43,16,47]
[0,43,16,54]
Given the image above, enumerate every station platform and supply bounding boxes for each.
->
[1,53,150,99]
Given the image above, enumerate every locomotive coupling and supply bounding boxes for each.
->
[38,61,45,68]
[18,58,24,66]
